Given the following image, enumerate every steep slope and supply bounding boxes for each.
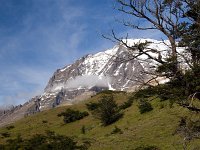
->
[0,91,199,149]
[0,97,40,127]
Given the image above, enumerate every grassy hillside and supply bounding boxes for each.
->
[0,91,200,149]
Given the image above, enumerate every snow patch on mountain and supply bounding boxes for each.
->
[31,38,190,111]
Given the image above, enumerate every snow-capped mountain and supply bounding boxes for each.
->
[38,38,176,110]
[0,38,187,126]
[39,43,144,110]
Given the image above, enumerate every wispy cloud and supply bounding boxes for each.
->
[0,66,51,106]
[50,75,112,92]
[0,0,165,107]
[0,0,89,106]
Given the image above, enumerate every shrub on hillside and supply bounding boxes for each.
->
[97,90,114,95]
[1,131,89,150]
[58,108,89,124]
[119,96,134,110]
[134,145,160,150]
[175,117,200,140]
[111,126,123,134]
[92,95,123,126]
[138,100,153,114]
[81,125,86,134]
[42,120,48,124]
[134,87,158,99]
[6,125,15,130]
[1,132,10,138]
[86,102,99,111]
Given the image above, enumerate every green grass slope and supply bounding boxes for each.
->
[0,91,200,150]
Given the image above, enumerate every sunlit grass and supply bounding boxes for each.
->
[0,91,200,149]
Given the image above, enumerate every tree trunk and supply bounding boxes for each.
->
[168,35,179,75]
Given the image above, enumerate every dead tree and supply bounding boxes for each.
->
[104,0,192,79]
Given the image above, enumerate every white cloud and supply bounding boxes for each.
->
[66,75,111,89]
[0,66,52,107]
[50,75,112,92]
[0,0,166,108]
[0,1,89,107]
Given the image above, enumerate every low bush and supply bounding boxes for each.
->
[175,117,200,140]
[86,102,99,111]
[134,87,158,99]
[134,145,160,150]
[6,125,15,130]
[111,126,123,134]
[138,100,153,114]
[97,90,114,95]
[119,96,134,110]
[81,125,86,134]
[159,103,165,109]
[1,131,89,150]
[58,109,89,124]
[91,95,123,126]
[42,120,48,124]
[1,132,10,138]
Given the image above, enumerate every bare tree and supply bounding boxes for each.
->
[104,0,191,79]
[180,0,200,66]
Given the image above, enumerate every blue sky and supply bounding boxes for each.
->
[0,0,163,107]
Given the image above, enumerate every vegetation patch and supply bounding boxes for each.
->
[138,100,153,114]
[90,95,123,126]
[119,96,135,110]
[0,132,10,138]
[111,126,123,134]
[5,126,14,130]
[58,108,89,124]
[134,145,160,150]
[175,117,200,140]
[81,125,86,134]
[85,102,99,111]
[0,91,200,149]
[0,131,90,150]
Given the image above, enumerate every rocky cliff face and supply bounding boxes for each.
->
[45,45,143,92]
[38,44,146,110]
[25,39,177,112]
